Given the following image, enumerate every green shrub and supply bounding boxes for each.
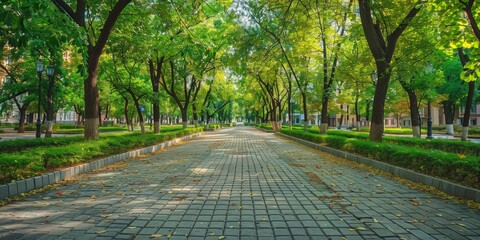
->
[0,136,84,153]
[281,129,480,189]
[55,123,83,129]
[327,130,480,156]
[0,127,204,184]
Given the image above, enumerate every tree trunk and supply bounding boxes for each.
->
[458,48,474,141]
[148,57,163,133]
[105,104,109,120]
[132,98,145,134]
[123,97,131,131]
[302,93,308,131]
[271,100,279,132]
[406,91,421,138]
[320,93,329,134]
[45,75,55,138]
[193,103,199,127]
[98,105,103,126]
[338,114,344,129]
[355,96,360,131]
[369,67,390,141]
[84,50,100,140]
[181,108,188,129]
[461,81,475,141]
[443,100,455,135]
[18,108,27,133]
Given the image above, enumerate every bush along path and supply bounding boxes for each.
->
[0,127,204,200]
[280,129,480,201]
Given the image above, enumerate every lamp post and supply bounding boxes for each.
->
[426,64,434,139]
[289,98,295,129]
[45,65,55,138]
[35,61,44,138]
[427,101,433,139]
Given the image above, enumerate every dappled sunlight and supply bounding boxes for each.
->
[170,187,193,192]
[191,167,214,175]
[95,172,121,177]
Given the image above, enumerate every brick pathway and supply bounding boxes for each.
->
[0,127,479,240]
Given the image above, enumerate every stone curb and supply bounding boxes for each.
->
[254,126,276,133]
[277,132,480,203]
[0,132,203,201]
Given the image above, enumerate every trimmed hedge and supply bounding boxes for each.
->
[326,130,480,156]
[0,136,85,153]
[54,126,127,134]
[0,127,204,184]
[281,129,480,189]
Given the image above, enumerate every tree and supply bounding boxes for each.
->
[358,0,422,142]
[430,0,480,140]
[51,0,132,140]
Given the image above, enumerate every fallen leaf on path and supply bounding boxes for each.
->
[456,223,466,227]
[354,226,367,231]
[150,234,162,238]
[96,230,107,234]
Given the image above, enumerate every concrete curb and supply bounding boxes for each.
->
[254,126,276,133]
[0,132,203,201]
[277,132,480,202]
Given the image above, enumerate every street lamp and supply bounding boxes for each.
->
[46,65,55,77]
[35,61,44,138]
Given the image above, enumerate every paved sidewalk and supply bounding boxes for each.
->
[0,127,479,239]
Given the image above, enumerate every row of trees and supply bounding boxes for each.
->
[1,1,240,138]
[1,0,479,142]
[234,0,479,141]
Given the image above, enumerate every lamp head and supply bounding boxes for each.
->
[46,66,55,77]
[36,61,44,73]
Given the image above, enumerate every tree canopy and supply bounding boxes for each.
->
[1,0,479,141]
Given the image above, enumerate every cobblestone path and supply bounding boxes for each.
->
[0,127,479,239]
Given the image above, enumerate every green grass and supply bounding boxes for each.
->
[0,127,204,184]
